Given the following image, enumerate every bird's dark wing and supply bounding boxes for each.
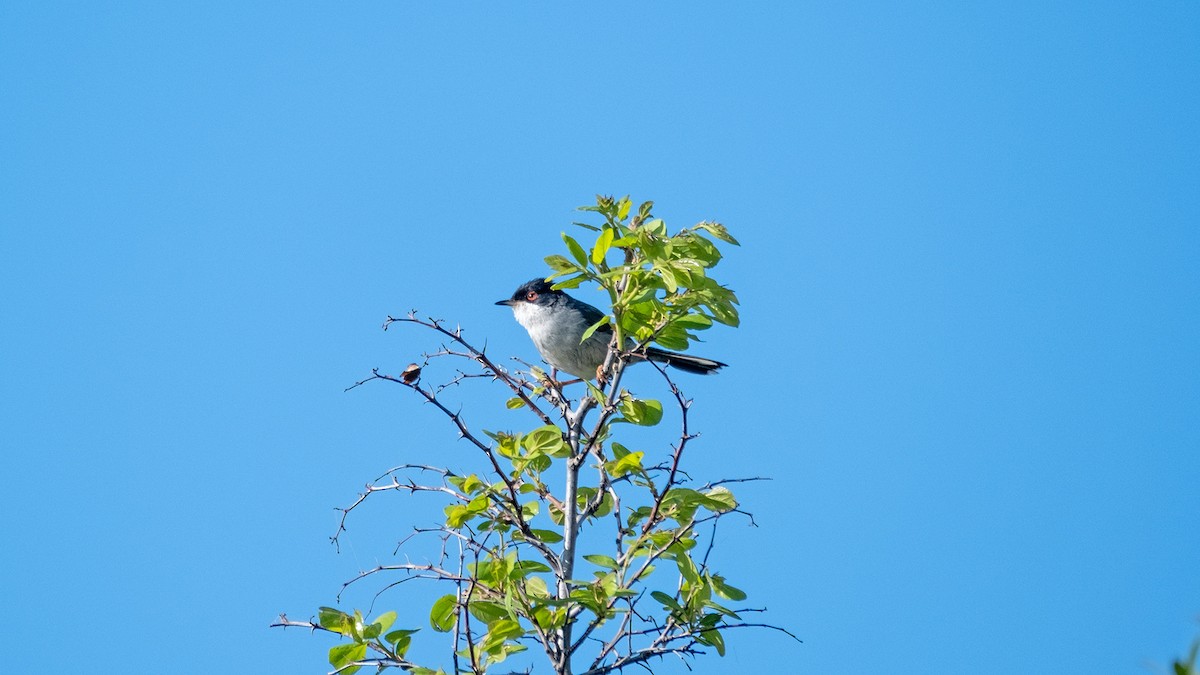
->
[575,298,612,334]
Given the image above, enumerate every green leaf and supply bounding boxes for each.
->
[703,486,738,512]
[505,396,525,410]
[494,643,529,667]
[484,643,528,667]
[709,574,748,601]
[444,504,471,528]
[384,629,418,657]
[525,575,551,598]
[638,200,654,219]
[384,628,418,642]
[515,559,554,574]
[318,606,351,634]
[673,313,714,330]
[544,254,577,273]
[677,232,723,267]
[652,324,689,351]
[562,233,589,267]
[468,559,494,582]
[696,221,740,245]
[551,274,588,290]
[569,587,604,615]
[617,397,663,426]
[489,618,525,640]
[676,553,700,584]
[482,618,525,653]
[700,628,727,656]
[584,380,608,405]
[644,218,667,236]
[467,492,490,513]
[528,528,563,543]
[468,601,511,624]
[495,433,521,459]
[579,315,610,344]
[604,450,645,478]
[461,474,485,494]
[583,554,618,570]
[706,291,741,327]
[366,610,396,638]
[656,265,678,293]
[429,594,458,632]
[523,425,568,458]
[617,196,632,221]
[626,505,652,528]
[702,598,742,619]
[651,590,681,611]
[661,488,706,523]
[592,227,614,264]
[328,642,366,673]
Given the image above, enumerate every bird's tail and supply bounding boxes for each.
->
[642,347,727,375]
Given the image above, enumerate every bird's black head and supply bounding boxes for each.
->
[495,278,560,307]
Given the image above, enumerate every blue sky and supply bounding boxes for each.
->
[2,2,1197,673]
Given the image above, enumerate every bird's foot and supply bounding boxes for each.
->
[538,369,582,403]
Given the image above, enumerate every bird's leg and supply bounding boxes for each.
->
[543,366,586,388]
[542,367,582,394]
[595,363,609,386]
[535,368,564,405]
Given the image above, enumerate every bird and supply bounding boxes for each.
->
[495,278,727,381]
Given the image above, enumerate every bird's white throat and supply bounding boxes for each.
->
[508,301,607,378]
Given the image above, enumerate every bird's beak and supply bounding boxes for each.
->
[495,299,514,306]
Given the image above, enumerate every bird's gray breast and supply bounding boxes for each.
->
[512,302,609,379]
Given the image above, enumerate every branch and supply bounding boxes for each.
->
[339,563,469,600]
[383,313,556,426]
[350,367,563,574]
[331,465,464,552]
[270,615,418,673]
[639,363,693,534]
[332,659,410,674]
[581,621,800,675]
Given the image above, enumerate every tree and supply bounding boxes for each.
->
[273,196,795,674]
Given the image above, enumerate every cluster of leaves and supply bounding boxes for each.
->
[275,196,787,675]
[316,608,424,675]
[546,195,740,352]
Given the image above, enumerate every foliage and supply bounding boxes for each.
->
[1176,632,1199,675]
[273,196,793,674]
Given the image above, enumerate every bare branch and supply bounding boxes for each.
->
[331,467,465,552]
[382,313,556,426]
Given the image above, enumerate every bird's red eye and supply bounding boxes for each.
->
[526,291,538,302]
